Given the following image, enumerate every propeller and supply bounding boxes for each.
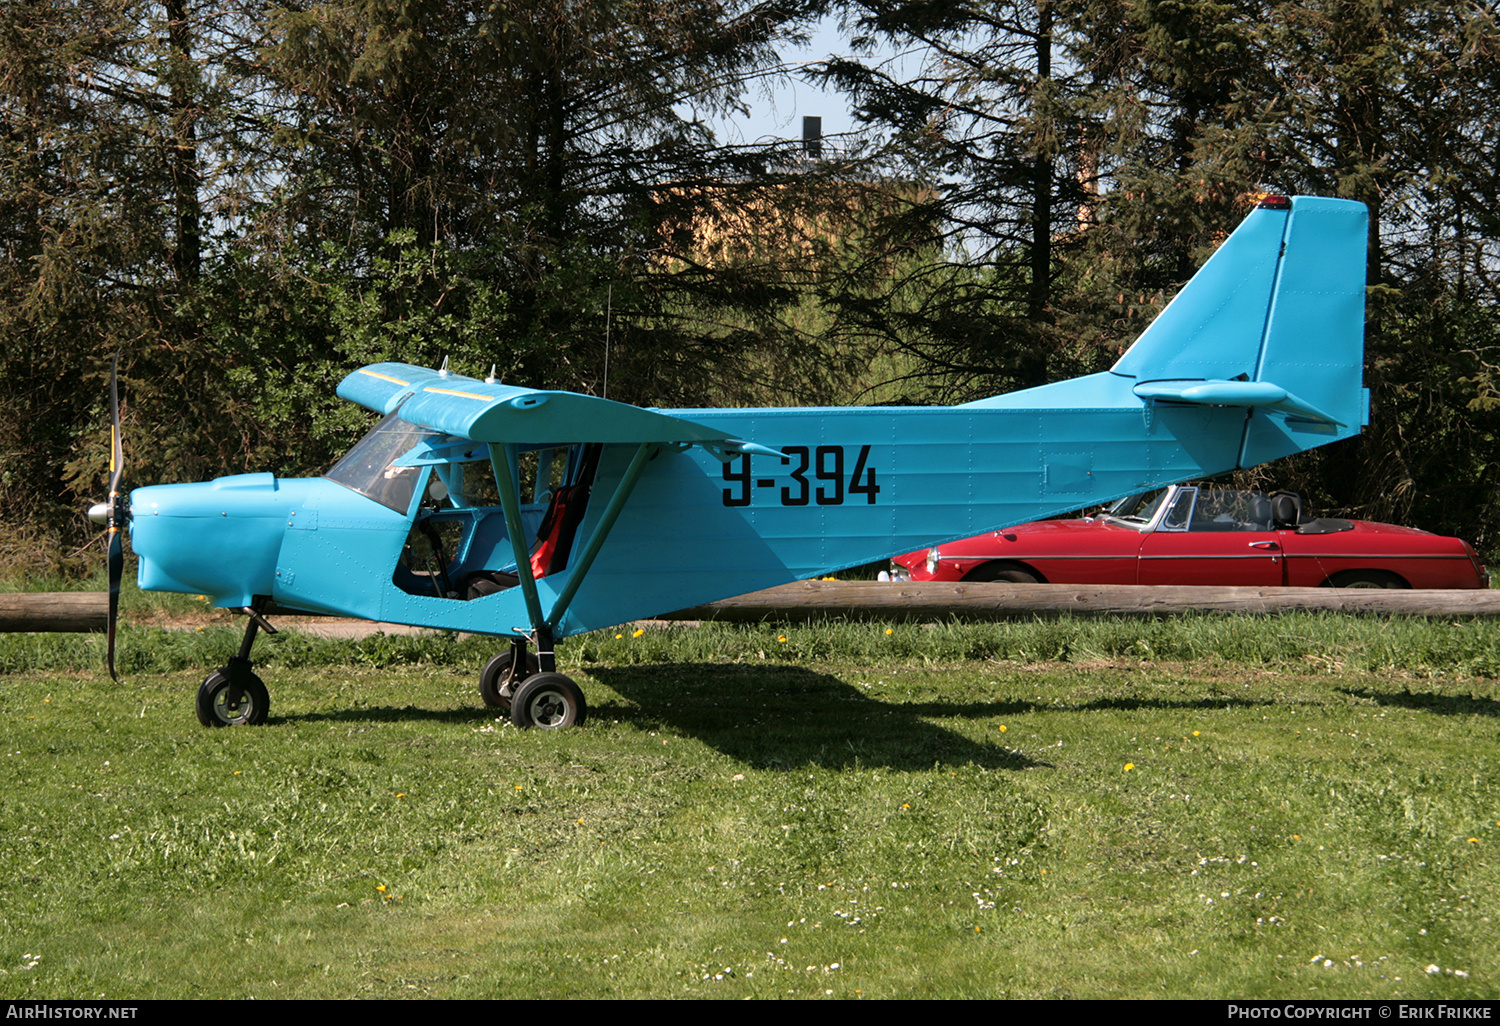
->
[87,355,127,679]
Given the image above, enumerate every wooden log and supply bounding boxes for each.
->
[9,582,1495,635]
[663,580,1500,622]
[0,592,109,632]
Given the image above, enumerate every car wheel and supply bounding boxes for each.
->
[1326,570,1410,589]
[965,563,1041,584]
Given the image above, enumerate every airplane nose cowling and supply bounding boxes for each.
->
[130,473,308,607]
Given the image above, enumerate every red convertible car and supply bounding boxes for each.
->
[886,484,1488,589]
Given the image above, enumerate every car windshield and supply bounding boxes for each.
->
[324,413,441,513]
[1101,489,1168,528]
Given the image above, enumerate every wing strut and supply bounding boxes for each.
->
[488,441,654,638]
[490,444,545,630]
[544,442,653,632]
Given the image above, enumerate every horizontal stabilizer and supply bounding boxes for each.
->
[1133,379,1344,426]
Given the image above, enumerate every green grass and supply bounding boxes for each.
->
[0,617,1497,998]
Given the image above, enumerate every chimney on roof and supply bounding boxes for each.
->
[802,116,822,159]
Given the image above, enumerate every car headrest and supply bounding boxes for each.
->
[1271,494,1299,527]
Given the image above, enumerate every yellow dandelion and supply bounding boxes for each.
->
[998,725,1007,732]
[777,634,787,642]
[233,770,241,776]
[376,884,386,893]
[395,793,405,798]
[632,628,644,638]
[1192,730,1201,737]
[901,803,910,810]
[577,818,584,824]
[615,633,623,639]
[1124,763,1135,772]
[884,628,893,635]
[1469,838,1480,844]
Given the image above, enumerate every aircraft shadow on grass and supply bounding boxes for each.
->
[271,668,1295,769]
[275,662,1046,772]
[1339,686,1500,718]
[583,662,1046,771]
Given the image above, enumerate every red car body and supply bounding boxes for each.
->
[887,484,1488,589]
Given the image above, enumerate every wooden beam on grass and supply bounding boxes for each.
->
[662,580,1500,622]
[0,592,109,632]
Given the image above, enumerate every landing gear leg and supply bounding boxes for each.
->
[197,599,277,727]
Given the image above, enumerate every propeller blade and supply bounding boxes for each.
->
[109,352,124,498]
[106,353,125,681]
[107,527,122,680]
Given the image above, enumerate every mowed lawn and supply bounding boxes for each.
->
[0,617,1496,999]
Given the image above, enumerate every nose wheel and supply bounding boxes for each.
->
[195,601,277,727]
[197,662,270,726]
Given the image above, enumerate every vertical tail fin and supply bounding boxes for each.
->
[1111,195,1368,465]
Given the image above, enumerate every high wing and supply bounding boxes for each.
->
[339,362,743,448]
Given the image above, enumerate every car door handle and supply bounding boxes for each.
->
[1248,541,1280,550]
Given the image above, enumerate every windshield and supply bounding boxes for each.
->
[324,413,441,513]
[1101,488,1169,529]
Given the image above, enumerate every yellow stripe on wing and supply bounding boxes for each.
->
[357,368,412,386]
[423,386,499,402]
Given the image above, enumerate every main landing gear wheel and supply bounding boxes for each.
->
[196,669,270,727]
[509,673,587,730]
[479,650,540,710]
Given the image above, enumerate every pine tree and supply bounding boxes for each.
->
[819,0,1102,400]
[255,0,827,409]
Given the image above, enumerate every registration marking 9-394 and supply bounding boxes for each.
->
[721,445,880,507]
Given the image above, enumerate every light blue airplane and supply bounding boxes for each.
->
[101,194,1368,728]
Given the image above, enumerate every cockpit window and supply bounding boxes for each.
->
[324,412,441,513]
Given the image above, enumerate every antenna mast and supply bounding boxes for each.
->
[602,283,611,400]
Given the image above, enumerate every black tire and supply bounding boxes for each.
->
[509,673,587,730]
[1325,569,1410,589]
[196,669,270,727]
[479,650,540,709]
[965,563,1041,584]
